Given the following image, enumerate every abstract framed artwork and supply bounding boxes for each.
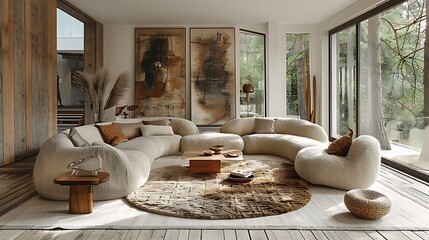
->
[135,28,186,118]
[190,28,236,125]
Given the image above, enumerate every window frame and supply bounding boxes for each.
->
[239,29,267,117]
[328,0,429,182]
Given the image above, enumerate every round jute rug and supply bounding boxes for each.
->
[126,159,311,219]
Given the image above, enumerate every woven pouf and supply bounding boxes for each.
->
[344,189,391,220]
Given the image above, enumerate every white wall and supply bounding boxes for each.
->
[103,0,384,126]
[103,24,268,120]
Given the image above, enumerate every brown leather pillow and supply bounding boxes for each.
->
[113,122,142,139]
[327,128,353,156]
[96,124,128,146]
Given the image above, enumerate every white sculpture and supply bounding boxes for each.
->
[68,155,102,176]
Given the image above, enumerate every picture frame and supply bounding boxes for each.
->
[135,28,186,118]
[190,28,236,125]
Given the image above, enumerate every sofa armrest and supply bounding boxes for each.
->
[33,133,134,200]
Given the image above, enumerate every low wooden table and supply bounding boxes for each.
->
[182,150,243,173]
[53,172,110,214]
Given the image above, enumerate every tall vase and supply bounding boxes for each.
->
[412,125,429,170]
[94,113,99,123]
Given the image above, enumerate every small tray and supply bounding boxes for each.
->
[227,174,255,183]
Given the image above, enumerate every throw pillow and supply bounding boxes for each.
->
[69,127,90,147]
[254,118,276,134]
[140,125,174,136]
[96,124,128,146]
[327,128,354,156]
[142,119,171,126]
[113,122,142,139]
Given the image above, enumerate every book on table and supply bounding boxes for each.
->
[229,170,253,178]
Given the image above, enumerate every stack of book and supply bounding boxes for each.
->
[228,170,254,182]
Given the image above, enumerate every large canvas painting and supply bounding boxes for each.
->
[135,28,186,118]
[190,28,236,125]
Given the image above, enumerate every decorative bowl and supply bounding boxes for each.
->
[210,145,224,154]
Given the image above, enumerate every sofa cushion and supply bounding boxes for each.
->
[254,118,276,134]
[140,125,174,136]
[274,118,329,143]
[142,119,171,126]
[219,118,255,136]
[113,122,142,139]
[243,134,326,161]
[71,125,105,144]
[96,124,129,146]
[116,135,181,162]
[69,127,90,147]
[181,132,244,152]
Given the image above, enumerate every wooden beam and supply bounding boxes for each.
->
[2,0,15,165]
[48,0,57,137]
[57,0,101,24]
[0,0,3,167]
[24,0,32,154]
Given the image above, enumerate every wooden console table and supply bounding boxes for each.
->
[54,172,110,214]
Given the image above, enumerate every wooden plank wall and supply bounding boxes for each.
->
[0,0,57,166]
[0,0,4,167]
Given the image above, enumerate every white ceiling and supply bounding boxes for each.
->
[68,0,359,25]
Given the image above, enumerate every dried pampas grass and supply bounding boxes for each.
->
[73,68,129,122]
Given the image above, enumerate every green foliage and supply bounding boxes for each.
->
[333,0,426,146]
[286,33,310,116]
[240,31,265,115]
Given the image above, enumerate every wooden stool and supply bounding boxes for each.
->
[54,172,110,214]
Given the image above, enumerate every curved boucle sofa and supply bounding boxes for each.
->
[220,117,329,161]
[34,116,381,201]
[295,135,381,190]
[33,117,199,201]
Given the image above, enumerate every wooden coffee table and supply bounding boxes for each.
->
[53,172,110,214]
[182,150,243,173]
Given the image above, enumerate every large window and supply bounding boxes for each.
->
[286,33,310,119]
[239,30,266,117]
[330,0,427,175]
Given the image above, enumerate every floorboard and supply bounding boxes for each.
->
[1,158,429,240]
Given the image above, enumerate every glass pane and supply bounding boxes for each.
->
[330,26,357,137]
[359,0,425,163]
[239,31,266,117]
[286,33,310,119]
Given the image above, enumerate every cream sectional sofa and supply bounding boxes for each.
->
[34,116,380,201]
[33,117,199,201]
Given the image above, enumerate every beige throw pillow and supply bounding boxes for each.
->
[254,118,276,134]
[140,125,174,136]
[113,122,142,139]
[69,127,90,147]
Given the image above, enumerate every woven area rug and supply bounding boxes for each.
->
[126,159,311,219]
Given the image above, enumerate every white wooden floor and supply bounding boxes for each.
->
[1,157,429,240]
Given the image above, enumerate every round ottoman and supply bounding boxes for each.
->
[344,189,391,220]
[181,132,244,152]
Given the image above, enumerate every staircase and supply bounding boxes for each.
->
[57,106,84,133]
